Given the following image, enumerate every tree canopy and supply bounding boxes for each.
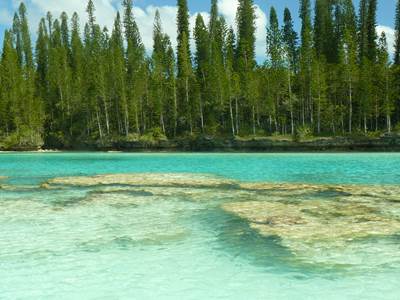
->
[0,0,399,149]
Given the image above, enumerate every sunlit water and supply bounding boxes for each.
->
[0,153,400,299]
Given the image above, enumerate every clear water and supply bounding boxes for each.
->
[0,152,399,299]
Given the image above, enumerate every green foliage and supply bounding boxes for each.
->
[394,123,400,133]
[0,0,399,150]
[293,125,313,142]
[395,0,400,65]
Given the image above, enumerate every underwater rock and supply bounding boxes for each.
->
[0,176,7,187]
[0,184,42,191]
[46,173,238,189]
[42,172,400,265]
[222,192,400,264]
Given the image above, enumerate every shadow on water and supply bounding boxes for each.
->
[192,206,369,279]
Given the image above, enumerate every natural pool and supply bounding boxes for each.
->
[0,153,399,299]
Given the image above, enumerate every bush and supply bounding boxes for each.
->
[139,128,167,144]
[293,125,313,142]
[394,124,400,134]
[150,127,167,140]
[2,128,43,150]
[124,133,140,142]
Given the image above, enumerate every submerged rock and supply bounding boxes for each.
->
[0,176,7,187]
[46,173,237,189]
[222,184,400,265]
[41,172,400,266]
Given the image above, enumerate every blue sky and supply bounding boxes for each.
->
[0,0,398,58]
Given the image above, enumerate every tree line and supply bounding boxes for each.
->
[1,0,400,148]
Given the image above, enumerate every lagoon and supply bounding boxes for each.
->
[0,153,399,299]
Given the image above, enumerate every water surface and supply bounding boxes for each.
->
[0,153,399,299]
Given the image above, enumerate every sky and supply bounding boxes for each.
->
[0,0,398,60]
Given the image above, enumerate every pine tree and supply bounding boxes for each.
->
[283,7,298,73]
[359,0,369,62]
[178,32,193,133]
[12,14,23,66]
[224,27,240,135]
[366,0,378,62]
[177,0,191,77]
[395,0,400,65]
[208,4,226,131]
[282,7,298,134]
[176,0,193,133]
[338,0,358,133]
[299,0,313,126]
[83,0,109,139]
[18,3,34,69]
[123,0,145,134]
[2,0,400,147]
[164,39,178,137]
[267,7,283,69]
[267,7,286,134]
[311,51,328,134]
[151,10,170,134]
[109,12,128,136]
[314,0,327,59]
[15,3,43,146]
[69,12,85,138]
[194,14,209,132]
[236,0,256,71]
[35,18,49,104]
[0,30,21,137]
[236,0,256,133]
[376,32,393,132]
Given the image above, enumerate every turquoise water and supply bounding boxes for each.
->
[0,153,400,299]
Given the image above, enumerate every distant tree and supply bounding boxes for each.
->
[395,0,400,65]
[299,0,313,126]
[194,14,209,132]
[176,0,193,133]
[236,0,256,134]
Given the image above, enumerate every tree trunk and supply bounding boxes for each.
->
[349,79,353,133]
[96,109,103,140]
[252,105,256,136]
[317,91,321,135]
[199,95,204,133]
[288,69,294,135]
[364,114,367,134]
[387,114,392,133]
[124,103,129,137]
[102,96,110,135]
[229,97,235,136]
[135,100,140,135]
[173,78,178,137]
[235,97,239,135]
[185,76,192,134]
[375,97,378,132]
[161,112,166,135]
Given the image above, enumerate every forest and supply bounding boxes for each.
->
[0,0,400,149]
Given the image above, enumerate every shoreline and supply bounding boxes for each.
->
[1,135,400,153]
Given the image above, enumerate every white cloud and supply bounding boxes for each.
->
[0,9,13,25]
[377,25,396,54]
[6,0,269,59]
[134,5,179,52]
[218,0,267,59]
[11,0,117,33]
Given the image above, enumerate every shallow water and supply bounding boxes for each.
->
[0,153,400,299]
